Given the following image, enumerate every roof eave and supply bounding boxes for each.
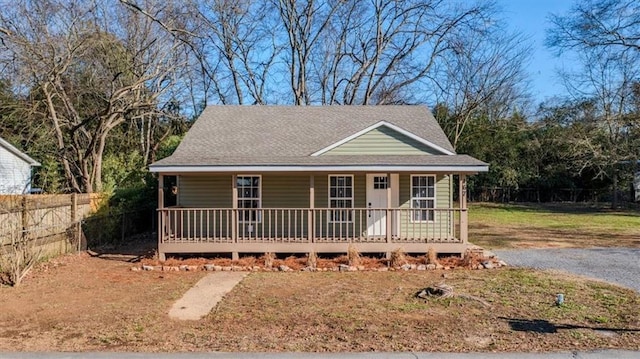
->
[149,164,489,174]
[0,137,40,166]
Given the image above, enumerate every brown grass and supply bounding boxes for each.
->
[426,247,438,265]
[347,245,361,267]
[469,203,640,249]
[1,253,638,352]
[261,252,275,268]
[389,248,407,267]
[307,252,317,269]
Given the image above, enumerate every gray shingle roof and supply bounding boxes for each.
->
[150,105,487,170]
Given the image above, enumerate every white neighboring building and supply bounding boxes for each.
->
[0,137,40,194]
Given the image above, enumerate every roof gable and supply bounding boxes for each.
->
[312,121,454,156]
[0,137,40,166]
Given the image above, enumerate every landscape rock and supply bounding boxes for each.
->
[426,264,436,270]
[222,266,232,271]
[400,264,412,271]
[204,264,215,271]
[186,265,199,271]
[179,265,188,271]
[232,266,242,271]
[417,265,427,271]
[377,267,389,272]
[338,264,350,272]
[482,261,495,269]
[214,265,223,272]
[142,265,154,271]
[436,264,444,270]
[278,265,291,272]
[252,266,261,271]
[498,260,508,267]
[130,266,140,272]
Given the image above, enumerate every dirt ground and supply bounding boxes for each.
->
[0,252,638,352]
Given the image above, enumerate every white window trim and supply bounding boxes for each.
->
[236,174,262,223]
[410,174,436,223]
[328,174,354,223]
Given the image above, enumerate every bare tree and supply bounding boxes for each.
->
[547,0,640,207]
[310,0,501,106]
[0,0,189,193]
[192,0,278,105]
[431,29,532,150]
[559,50,639,207]
[122,0,523,108]
[275,0,341,105]
[547,0,640,54]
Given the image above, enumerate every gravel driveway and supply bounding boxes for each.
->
[493,247,640,293]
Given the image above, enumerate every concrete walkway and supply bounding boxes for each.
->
[1,350,638,358]
[168,271,247,320]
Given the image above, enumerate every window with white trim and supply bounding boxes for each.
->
[329,175,353,222]
[411,175,435,221]
[237,175,261,222]
[373,176,388,189]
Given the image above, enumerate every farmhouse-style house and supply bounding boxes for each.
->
[0,136,40,195]
[149,106,488,260]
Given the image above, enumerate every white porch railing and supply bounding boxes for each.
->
[158,207,465,244]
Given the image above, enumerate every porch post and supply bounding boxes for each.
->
[232,174,238,243]
[308,175,315,243]
[157,174,166,261]
[459,174,468,243]
[386,172,392,243]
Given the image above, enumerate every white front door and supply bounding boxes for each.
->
[367,174,388,236]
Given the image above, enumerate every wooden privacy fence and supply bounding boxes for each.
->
[0,194,104,257]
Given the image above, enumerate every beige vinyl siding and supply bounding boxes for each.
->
[172,172,453,240]
[258,174,311,238]
[174,175,232,239]
[398,174,453,239]
[263,175,310,208]
[323,126,441,155]
[178,175,232,207]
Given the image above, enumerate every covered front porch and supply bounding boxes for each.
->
[156,172,470,260]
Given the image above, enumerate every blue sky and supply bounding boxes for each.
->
[496,0,576,102]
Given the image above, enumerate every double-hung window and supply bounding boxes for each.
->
[237,175,261,222]
[328,175,353,222]
[411,175,435,221]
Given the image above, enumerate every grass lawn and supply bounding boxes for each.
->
[469,203,640,249]
[0,253,639,352]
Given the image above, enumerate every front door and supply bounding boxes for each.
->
[366,174,388,236]
[367,174,399,237]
